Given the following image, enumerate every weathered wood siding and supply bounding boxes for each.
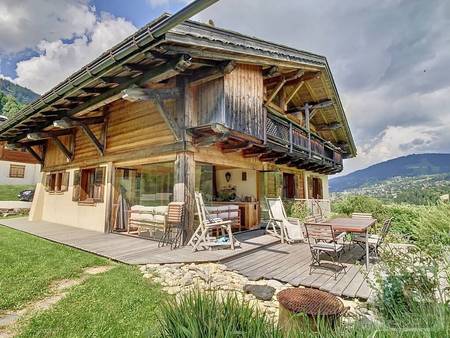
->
[224,64,264,139]
[195,77,225,126]
[192,64,264,140]
[44,99,175,169]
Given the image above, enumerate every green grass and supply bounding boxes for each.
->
[0,225,106,311]
[18,266,166,338]
[0,184,35,201]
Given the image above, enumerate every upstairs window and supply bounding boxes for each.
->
[45,171,69,193]
[9,164,25,178]
[73,167,105,203]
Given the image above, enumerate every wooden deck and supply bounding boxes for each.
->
[223,242,373,300]
[0,218,277,265]
[1,218,374,299]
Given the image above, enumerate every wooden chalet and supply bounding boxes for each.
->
[0,8,356,239]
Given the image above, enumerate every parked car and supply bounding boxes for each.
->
[18,189,34,202]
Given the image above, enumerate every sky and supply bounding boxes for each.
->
[0,0,449,175]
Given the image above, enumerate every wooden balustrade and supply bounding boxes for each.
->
[266,112,342,166]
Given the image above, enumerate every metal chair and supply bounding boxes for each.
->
[305,222,346,279]
[353,218,393,258]
[158,202,185,249]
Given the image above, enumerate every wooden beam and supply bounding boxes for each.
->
[221,141,251,153]
[121,86,181,102]
[51,136,73,161]
[27,129,75,140]
[194,133,230,147]
[24,144,44,165]
[285,81,305,105]
[79,122,104,156]
[81,87,108,95]
[266,77,286,105]
[188,60,236,86]
[10,56,191,142]
[152,96,182,141]
[263,66,279,79]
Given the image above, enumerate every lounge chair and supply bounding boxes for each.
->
[304,222,346,279]
[353,218,393,258]
[187,192,240,252]
[265,197,304,243]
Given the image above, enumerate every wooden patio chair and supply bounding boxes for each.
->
[305,222,346,279]
[265,197,305,244]
[187,192,240,252]
[158,202,184,249]
[353,218,393,258]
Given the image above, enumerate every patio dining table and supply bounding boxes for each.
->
[306,217,376,268]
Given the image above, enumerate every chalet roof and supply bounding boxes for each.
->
[0,13,356,157]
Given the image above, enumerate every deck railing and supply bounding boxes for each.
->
[266,112,343,166]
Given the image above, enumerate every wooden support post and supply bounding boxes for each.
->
[174,152,195,243]
[305,103,312,158]
[289,122,293,153]
[104,162,114,233]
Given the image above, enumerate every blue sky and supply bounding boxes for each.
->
[0,0,449,174]
[0,0,185,79]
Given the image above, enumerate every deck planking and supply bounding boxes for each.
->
[1,218,375,299]
[223,241,374,300]
[0,218,278,265]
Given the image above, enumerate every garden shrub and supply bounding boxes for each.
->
[374,246,441,322]
[412,203,450,257]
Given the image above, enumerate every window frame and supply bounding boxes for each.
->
[74,166,105,205]
[45,171,69,194]
[9,164,25,179]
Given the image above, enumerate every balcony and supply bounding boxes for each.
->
[264,112,343,174]
[188,112,343,174]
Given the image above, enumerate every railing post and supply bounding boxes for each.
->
[305,104,311,158]
[289,122,293,153]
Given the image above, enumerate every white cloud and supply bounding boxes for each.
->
[0,0,97,54]
[13,15,136,94]
[197,0,450,174]
[146,0,192,9]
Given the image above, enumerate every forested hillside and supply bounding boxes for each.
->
[330,153,450,192]
[0,78,39,118]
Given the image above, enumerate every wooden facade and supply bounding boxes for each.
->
[0,14,355,236]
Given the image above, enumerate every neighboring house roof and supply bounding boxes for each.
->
[0,13,356,157]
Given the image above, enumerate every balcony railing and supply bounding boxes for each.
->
[266,112,343,167]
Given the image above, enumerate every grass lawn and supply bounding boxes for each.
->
[0,184,35,201]
[18,266,166,338]
[0,225,106,311]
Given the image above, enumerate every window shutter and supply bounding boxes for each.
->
[72,170,80,201]
[93,167,105,203]
[61,172,70,192]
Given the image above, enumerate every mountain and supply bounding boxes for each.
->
[330,153,450,192]
[0,78,39,118]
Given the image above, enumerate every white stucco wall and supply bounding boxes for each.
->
[0,160,41,185]
[29,167,107,232]
[216,168,258,200]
